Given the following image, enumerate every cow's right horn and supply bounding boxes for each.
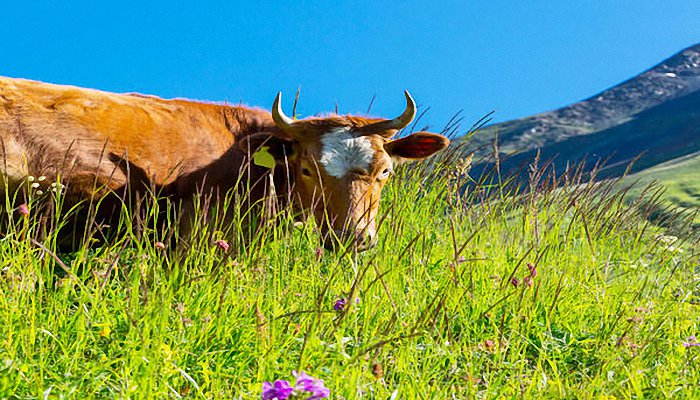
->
[272,92,298,136]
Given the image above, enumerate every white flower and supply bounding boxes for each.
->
[36,190,44,195]
[666,246,683,254]
[38,176,46,181]
[656,234,678,245]
[31,183,40,189]
[27,176,35,182]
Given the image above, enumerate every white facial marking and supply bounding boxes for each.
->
[319,128,374,178]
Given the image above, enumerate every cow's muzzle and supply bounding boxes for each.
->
[323,229,377,252]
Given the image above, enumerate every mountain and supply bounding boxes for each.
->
[623,151,700,228]
[467,43,700,178]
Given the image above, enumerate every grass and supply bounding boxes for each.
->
[623,152,700,229]
[0,142,699,399]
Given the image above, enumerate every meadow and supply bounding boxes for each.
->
[623,152,700,230]
[0,138,698,399]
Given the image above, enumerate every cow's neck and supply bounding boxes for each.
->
[223,105,280,139]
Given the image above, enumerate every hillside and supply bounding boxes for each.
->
[3,145,698,397]
[468,43,700,178]
[623,151,700,226]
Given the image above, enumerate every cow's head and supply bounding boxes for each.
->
[241,91,449,251]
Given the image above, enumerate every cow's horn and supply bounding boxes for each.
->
[272,92,297,134]
[363,90,416,136]
[389,90,417,130]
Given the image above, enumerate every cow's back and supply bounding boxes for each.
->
[0,77,241,196]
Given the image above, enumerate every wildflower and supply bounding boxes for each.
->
[214,239,230,252]
[483,339,496,352]
[262,379,294,400]
[523,276,533,287]
[154,241,166,250]
[371,362,383,379]
[292,371,330,400]
[50,182,66,193]
[666,245,683,254]
[95,322,112,337]
[31,182,40,189]
[510,277,520,288]
[38,175,46,181]
[684,335,700,348]
[18,204,29,217]
[333,298,347,311]
[656,234,678,245]
[315,246,324,261]
[262,371,330,400]
[527,262,537,278]
[35,190,44,195]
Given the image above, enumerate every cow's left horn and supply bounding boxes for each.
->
[272,92,297,134]
[363,90,416,136]
[388,90,417,130]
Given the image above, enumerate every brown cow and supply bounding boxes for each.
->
[0,77,449,251]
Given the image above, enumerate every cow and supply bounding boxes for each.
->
[0,77,449,251]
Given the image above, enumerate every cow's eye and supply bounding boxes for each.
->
[379,168,392,180]
[301,167,312,177]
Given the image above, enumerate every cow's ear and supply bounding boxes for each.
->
[238,133,296,166]
[384,131,450,164]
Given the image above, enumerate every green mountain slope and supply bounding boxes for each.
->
[624,151,700,226]
[482,88,700,178]
[467,43,700,178]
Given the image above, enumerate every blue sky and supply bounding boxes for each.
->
[2,1,699,131]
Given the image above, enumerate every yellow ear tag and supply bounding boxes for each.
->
[253,146,276,169]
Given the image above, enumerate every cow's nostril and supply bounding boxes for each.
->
[322,229,376,252]
[358,230,377,250]
[365,230,377,247]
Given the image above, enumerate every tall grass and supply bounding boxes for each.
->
[0,132,698,399]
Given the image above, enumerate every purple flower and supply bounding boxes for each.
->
[510,277,520,288]
[527,263,537,278]
[523,276,533,287]
[18,204,29,217]
[214,239,230,252]
[333,298,347,311]
[293,371,330,399]
[294,370,315,386]
[263,371,330,400]
[262,380,294,400]
[684,335,699,348]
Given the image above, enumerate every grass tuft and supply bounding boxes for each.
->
[0,130,698,398]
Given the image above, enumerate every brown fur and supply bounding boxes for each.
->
[0,76,449,250]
